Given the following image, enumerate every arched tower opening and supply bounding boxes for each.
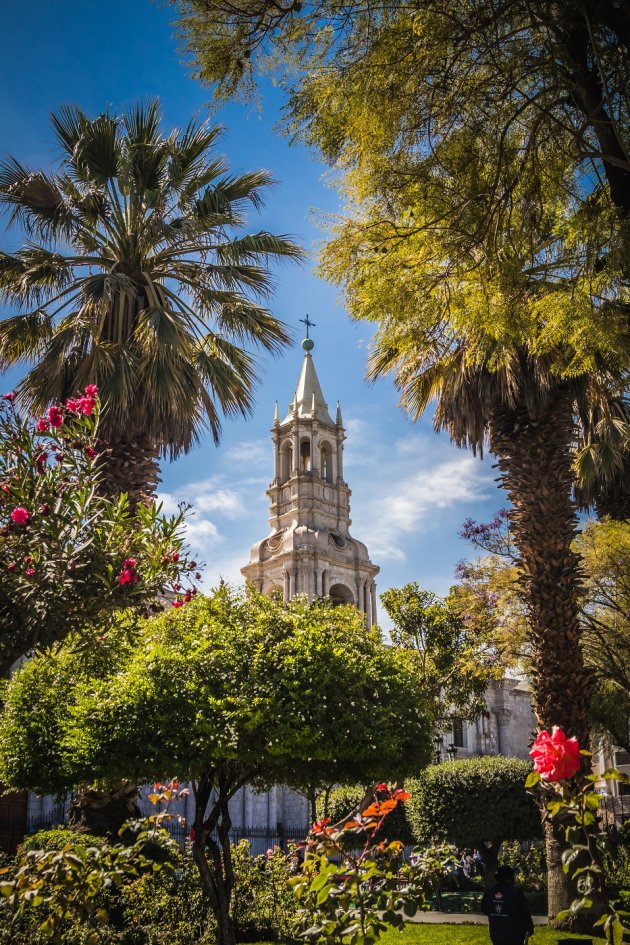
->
[280,440,292,483]
[320,440,333,483]
[300,438,312,473]
[329,583,354,606]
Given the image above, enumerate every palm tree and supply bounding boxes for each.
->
[369,333,628,916]
[0,101,302,505]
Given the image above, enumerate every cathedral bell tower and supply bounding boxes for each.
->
[241,334,380,626]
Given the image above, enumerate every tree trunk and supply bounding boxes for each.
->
[68,782,140,839]
[489,388,592,743]
[545,821,574,919]
[478,840,501,891]
[489,387,593,919]
[97,435,161,510]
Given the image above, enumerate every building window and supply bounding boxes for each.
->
[452,718,465,749]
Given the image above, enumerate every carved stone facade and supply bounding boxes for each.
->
[442,677,537,762]
[241,339,379,620]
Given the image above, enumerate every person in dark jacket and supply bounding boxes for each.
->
[481,864,535,945]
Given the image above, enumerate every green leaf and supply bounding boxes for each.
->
[524,771,541,788]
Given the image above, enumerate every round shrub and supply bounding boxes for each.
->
[18,827,105,855]
[407,757,541,882]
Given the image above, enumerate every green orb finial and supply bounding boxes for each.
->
[302,337,314,352]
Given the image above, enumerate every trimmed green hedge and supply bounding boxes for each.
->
[406,756,541,847]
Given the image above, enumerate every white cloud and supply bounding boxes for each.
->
[225,439,270,465]
[352,454,492,562]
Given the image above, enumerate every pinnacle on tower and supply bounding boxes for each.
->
[336,401,343,425]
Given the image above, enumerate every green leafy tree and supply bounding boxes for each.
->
[381,582,499,727]
[407,757,541,888]
[455,512,630,753]
[0,393,198,678]
[0,100,302,505]
[171,0,630,749]
[0,587,433,945]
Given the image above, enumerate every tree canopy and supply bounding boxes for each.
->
[381,582,499,726]
[0,586,432,945]
[0,100,303,500]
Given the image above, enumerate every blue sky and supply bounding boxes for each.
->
[0,0,505,607]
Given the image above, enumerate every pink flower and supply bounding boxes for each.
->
[46,406,64,429]
[2,392,15,402]
[117,568,137,586]
[65,398,79,412]
[530,727,581,782]
[85,446,98,459]
[10,507,30,525]
[6,563,16,573]
[36,418,48,433]
[171,599,184,608]
[123,558,136,569]
[25,567,35,577]
[85,384,98,397]
[77,396,96,416]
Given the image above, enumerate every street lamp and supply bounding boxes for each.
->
[447,743,458,762]
[433,734,444,764]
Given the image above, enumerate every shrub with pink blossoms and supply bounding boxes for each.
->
[0,392,201,675]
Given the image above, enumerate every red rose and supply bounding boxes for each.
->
[530,727,581,782]
[35,418,48,433]
[46,406,64,429]
[10,507,30,525]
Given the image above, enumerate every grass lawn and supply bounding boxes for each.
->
[263,926,601,945]
[378,926,597,943]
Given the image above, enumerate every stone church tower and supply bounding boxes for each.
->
[241,336,379,625]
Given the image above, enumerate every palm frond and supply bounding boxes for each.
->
[0,310,53,366]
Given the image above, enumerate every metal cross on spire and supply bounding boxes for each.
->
[299,315,316,338]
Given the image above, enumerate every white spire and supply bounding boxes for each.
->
[283,347,334,425]
[274,401,279,423]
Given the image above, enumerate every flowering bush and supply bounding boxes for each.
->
[291,784,434,945]
[527,727,630,942]
[0,392,200,675]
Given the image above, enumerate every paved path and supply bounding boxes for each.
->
[410,912,548,926]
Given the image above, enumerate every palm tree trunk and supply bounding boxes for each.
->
[97,435,161,510]
[489,387,594,921]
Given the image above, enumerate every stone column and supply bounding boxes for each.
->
[244,787,254,829]
[313,569,319,597]
[365,583,372,628]
[371,583,377,627]
[267,786,278,831]
[283,569,290,602]
[292,412,300,474]
[289,569,296,598]
[321,569,328,596]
